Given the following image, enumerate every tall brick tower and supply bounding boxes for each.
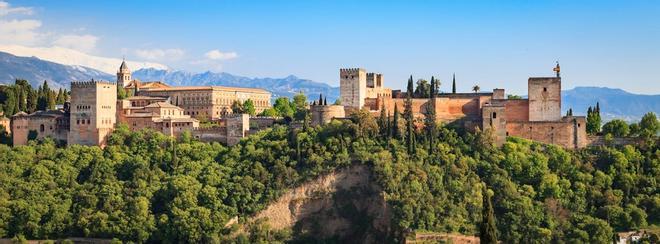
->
[117,59,131,88]
[339,68,367,110]
[528,64,562,121]
[68,81,117,146]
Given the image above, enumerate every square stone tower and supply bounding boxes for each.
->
[528,77,561,121]
[68,81,117,146]
[340,68,367,109]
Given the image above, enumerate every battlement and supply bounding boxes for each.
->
[71,80,116,88]
[339,68,365,74]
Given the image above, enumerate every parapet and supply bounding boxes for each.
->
[339,68,366,74]
[71,80,116,88]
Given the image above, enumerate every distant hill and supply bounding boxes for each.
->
[562,87,660,122]
[132,68,340,102]
[0,51,113,88]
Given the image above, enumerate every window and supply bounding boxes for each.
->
[40,124,44,132]
[492,112,497,119]
[543,87,547,92]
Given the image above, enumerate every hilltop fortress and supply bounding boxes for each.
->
[11,60,587,149]
[329,64,588,148]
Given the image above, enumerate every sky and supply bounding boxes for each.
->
[1,0,659,95]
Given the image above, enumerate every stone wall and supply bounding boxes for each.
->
[504,99,530,121]
[310,104,346,126]
[506,116,587,149]
[11,112,69,146]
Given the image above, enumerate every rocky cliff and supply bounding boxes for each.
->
[250,165,393,242]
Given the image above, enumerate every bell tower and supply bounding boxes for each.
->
[117,58,131,88]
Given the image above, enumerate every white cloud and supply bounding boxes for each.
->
[0,44,168,74]
[53,34,98,52]
[0,1,169,73]
[204,49,238,60]
[0,18,42,45]
[135,48,185,61]
[0,1,33,16]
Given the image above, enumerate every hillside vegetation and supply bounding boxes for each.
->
[0,113,658,243]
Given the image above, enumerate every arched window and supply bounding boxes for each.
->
[40,124,44,132]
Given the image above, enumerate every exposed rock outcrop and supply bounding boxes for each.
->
[251,164,392,242]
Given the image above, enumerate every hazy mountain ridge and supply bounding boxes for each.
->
[0,51,113,88]
[562,86,660,122]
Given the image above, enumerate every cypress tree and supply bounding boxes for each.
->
[378,102,387,138]
[405,76,415,155]
[480,185,498,244]
[425,77,437,151]
[27,89,37,113]
[386,111,392,139]
[393,103,400,139]
[452,73,456,94]
[18,87,26,112]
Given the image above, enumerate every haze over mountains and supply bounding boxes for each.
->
[0,51,657,121]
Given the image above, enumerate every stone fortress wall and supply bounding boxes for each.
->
[338,64,589,149]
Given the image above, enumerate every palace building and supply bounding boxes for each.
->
[117,60,271,119]
[11,61,274,147]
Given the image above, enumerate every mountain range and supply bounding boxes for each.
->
[0,51,657,121]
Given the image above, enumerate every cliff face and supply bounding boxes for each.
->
[252,164,393,242]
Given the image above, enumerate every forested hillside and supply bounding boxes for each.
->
[0,112,658,243]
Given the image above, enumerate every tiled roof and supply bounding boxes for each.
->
[144,102,181,109]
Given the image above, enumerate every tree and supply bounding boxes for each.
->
[414,79,430,98]
[231,100,244,114]
[118,86,128,99]
[392,103,400,139]
[424,77,437,150]
[404,76,415,154]
[243,99,256,116]
[378,102,388,138]
[507,94,522,99]
[452,73,456,94]
[602,119,630,137]
[566,108,573,116]
[274,97,294,118]
[586,104,602,134]
[333,99,341,105]
[292,92,308,121]
[56,88,65,104]
[472,85,481,93]
[480,185,498,244]
[638,112,658,137]
[259,108,278,117]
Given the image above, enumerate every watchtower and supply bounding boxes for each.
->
[68,80,117,146]
[340,68,367,109]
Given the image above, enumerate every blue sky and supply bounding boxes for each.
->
[2,0,659,95]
